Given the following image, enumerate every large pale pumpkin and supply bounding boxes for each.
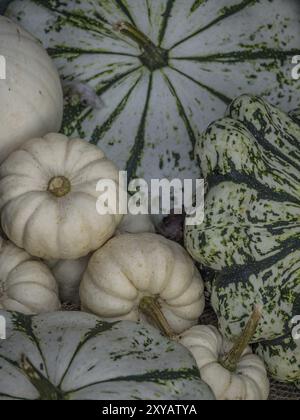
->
[6,0,300,181]
[80,233,205,334]
[185,95,300,345]
[0,238,60,314]
[0,16,63,162]
[0,133,124,260]
[0,311,214,400]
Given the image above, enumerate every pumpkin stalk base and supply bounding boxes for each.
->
[20,355,64,400]
[48,176,71,198]
[115,21,168,71]
[139,296,175,339]
[221,305,262,372]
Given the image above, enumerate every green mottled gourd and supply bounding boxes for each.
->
[0,311,214,400]
[6,0,300,181]
[185,94,300,384]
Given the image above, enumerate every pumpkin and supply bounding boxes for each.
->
[80,233,205,334]
[6,0,300,181]
[255,335,300,387]
[178,307,270,400]
[0,133,125,260]
[45,256,90,304]
[0,237,60,314]
[117,213,155,235]
[185,95,300,343]
[0,311,215,400]
[0,16,63,162]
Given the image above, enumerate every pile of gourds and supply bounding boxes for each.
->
[0,0,299,401]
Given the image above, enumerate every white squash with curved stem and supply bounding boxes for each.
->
[0,16,63,162]
[0,133,125,260]
[179,308,270,400]
[0,238,60,314]
[46,214,154,304]
[80,233,205,334]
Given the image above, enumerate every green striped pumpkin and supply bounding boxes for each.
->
[7,0,300,181]
[185,95,300,346]
[0,311,214,400]
[255,334,300,386]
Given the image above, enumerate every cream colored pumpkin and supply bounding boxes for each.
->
[0,133,124,260]
[179,325,269,400]
[45,256,90,304]
[46,214,154,304]
[0,17,63,162]
[117,213,155,235]
[80,233,205,334]
[0,237,60,314]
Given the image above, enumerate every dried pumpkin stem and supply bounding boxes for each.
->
[139,296,175,339]
[20,355,64,400]
[221,305,262,372]
[114,21,168,71]
[48,176,71,197]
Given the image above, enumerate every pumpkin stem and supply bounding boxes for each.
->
[139,296,175,339]
[20,355,64,400]
[48,176,71,198]
[114,21,168,71]
[221,305,262,372]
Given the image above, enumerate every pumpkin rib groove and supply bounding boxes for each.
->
[169,65,232,105]
[48,46,138,59]
[63,66,142,140]
[158,0,176,47]
[173,48,300,64]
[126,72,153,181]
[91,72,143,145]
[162,72,197,149]
[114,0,136,26]
[10,313,51,380]
[58,321,119,389]
[207,171,300,205]
[169,0,258,51]
[66,368,200,394]
[214,245,300,286]
[238,121,300,173]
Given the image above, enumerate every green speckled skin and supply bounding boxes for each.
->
[256,334,300,385]
[185,95,300,346]
[0,311,214,400]
[6,0,300,181]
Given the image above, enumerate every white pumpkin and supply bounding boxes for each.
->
[0,237,60,314]
[45,256,90,304]
[117,213,155,235]
[179,308,270,400]
[0,133,125,260]
[46,213,154,304]
[0,16,63,162]
[80,233,205,334]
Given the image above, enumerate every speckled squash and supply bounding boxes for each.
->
[185,95,300,343]
[6,0,300,181]
[255,334,300,386]
[0,311,215,400]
